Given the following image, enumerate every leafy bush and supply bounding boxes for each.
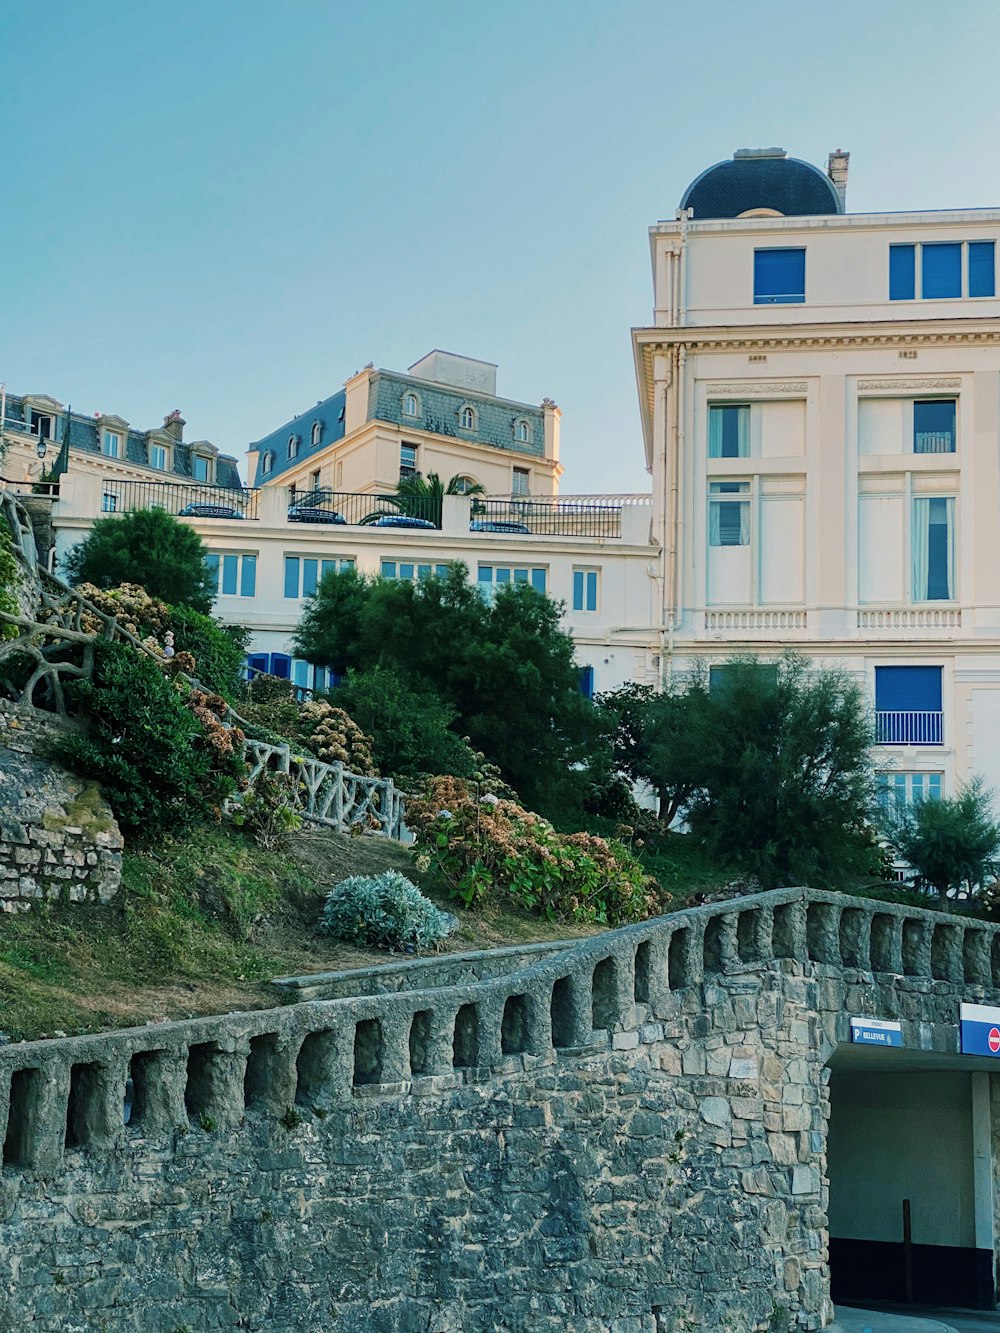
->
[881,776,1000,903]
[63,508,216,613]
[0,519,20,642]
[55,641,246,841]
[407,776,662,926]
[320,870,455,952]
[298,699,377,773]
[231,770,302,852]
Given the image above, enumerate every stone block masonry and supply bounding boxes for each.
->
[0,888,998,1330]
[0,742,122,912]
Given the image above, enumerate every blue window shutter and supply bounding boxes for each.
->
[969,241,995,297]
[292,659,310,689]
[302,558,318,597]
[240,555,257,598]
[531,568,547,593]
[875,666,942,712]
[247,653,268,678]
[477,566,493,585]
[269,653,291,680]
[206,553,220,593]
[587,571,598,611]
[496,568,511,585]
[922,243,962,298]
[321,560,337,580]
[753,248,805,304]
[573,570,584,609]
[400,563,414,580]
[221,554,239,596]
[513,567,528,584]
[889,244,916,300]
[283,557,300,599]
[380,560,396,578]
[579,666,595,700]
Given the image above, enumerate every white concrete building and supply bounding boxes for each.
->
[634,146,1000,803]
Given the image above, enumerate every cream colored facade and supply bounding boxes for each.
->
[634,191,1000,800]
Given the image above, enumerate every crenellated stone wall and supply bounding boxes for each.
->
[0,889,998,1331]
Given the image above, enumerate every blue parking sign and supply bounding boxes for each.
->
[849,1017,903,1048]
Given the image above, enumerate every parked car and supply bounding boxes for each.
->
[367,514,437,529]
[469,520,531,534]
[178,502,243,519]
[288,503,347,524]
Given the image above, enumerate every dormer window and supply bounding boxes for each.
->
[30,410,53,440]
[288,434,300,459]
[310,420,322,447]
[149,443,170,471]
[192,453,214,483]
[402,392,419,418]
[102,429,122,459]
[514,419,531,444]
[460,405,477,431]
[261,451,275,476]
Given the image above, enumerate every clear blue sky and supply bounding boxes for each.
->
[3,0,1000,492]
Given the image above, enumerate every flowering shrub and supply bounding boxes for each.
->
[407,776,663,926]
[320,870,455,952]
[299,700,377,774]
[232,770,302,852]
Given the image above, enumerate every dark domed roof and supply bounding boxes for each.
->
[680,150,842,220]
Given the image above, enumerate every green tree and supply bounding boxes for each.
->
[362,472,486,528]
[62,509,215,614]
[882,777,1000,903]
[294,564,594,813]
[599,681,712,825]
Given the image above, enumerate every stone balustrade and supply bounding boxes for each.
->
[3,886,997,1176]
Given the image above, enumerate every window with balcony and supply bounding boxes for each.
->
[380,560,451,582]
[284,555,355,598]
[913,399,956,454]
[874,665,942,745]
[890,241,995,300]
[572,567,599,612]
[102,430,122,459]
[912,496,954,601]
[206,551,257,598]
[101,492,118,513]
[709,404,749,458]
[708,482,750,546]
[400,443,418,479]
[753,248,805,304]
[477,565,547,599]
[877,770,943,809]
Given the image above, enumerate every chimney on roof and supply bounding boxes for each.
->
[163,409,185,443]
[827,149,850,209]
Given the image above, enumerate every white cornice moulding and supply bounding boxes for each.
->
[857,377,962,391]
[705,381,808,396]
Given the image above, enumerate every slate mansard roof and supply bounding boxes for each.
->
[680,151,843,220]
[3,396,242,489]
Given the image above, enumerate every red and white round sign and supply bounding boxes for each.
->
[988,1027,1000,1053]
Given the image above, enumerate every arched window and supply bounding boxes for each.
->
[402,392,419,417]
[311,420,322,447]
[288,434,300,459]
[460,405,476,431]
[453,475,480,495]
[515,419,530,443]
[261,451,275,476]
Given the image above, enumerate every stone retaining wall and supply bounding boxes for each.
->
[0,888,997,1331]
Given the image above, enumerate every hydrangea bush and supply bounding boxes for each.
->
[320,870,455,952]
[406,776,663,926]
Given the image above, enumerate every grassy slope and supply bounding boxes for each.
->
[0,826,603,1043]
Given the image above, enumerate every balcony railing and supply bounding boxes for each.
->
[858,608,961,631]
[876,710,943,746]
[287,491,442,526]
[100,479,258,520]
[471,498,622,538]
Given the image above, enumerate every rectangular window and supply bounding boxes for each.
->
[889,244,916,300]
[192,455,211,483]
[29,410,52,439]
[874,665,943,745]
[380,560,450,582]
[149,444,168,471]
[102,430,121,459]
[572,567,599,612]
[101,492,118,513]
[207,551,257,598]
[284,556,354,598]
[877,771,943,809]
[922,243,962,299]
[891,240,995,300]
[912,496,954,601]
[477,565,547,598]
[753,248,805,305]
[512,467,530,497]
[708,404,749,459]
[913,399,956,454]
[708,481,750,547]
[400,444,417,478]
[579,665,595,700]
[969,241,996,297]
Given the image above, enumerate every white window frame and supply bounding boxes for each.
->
[206,550,258,599]
[192,453,214,483]
[572,567,600,613]
[402,392,420,418]
[310,420,322,447]
[261,451,275,476]
[459,404,477,431]
[284,553,355,599]
[149,443,169,472]
[512,466,530,497]
[102,430,122,459]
